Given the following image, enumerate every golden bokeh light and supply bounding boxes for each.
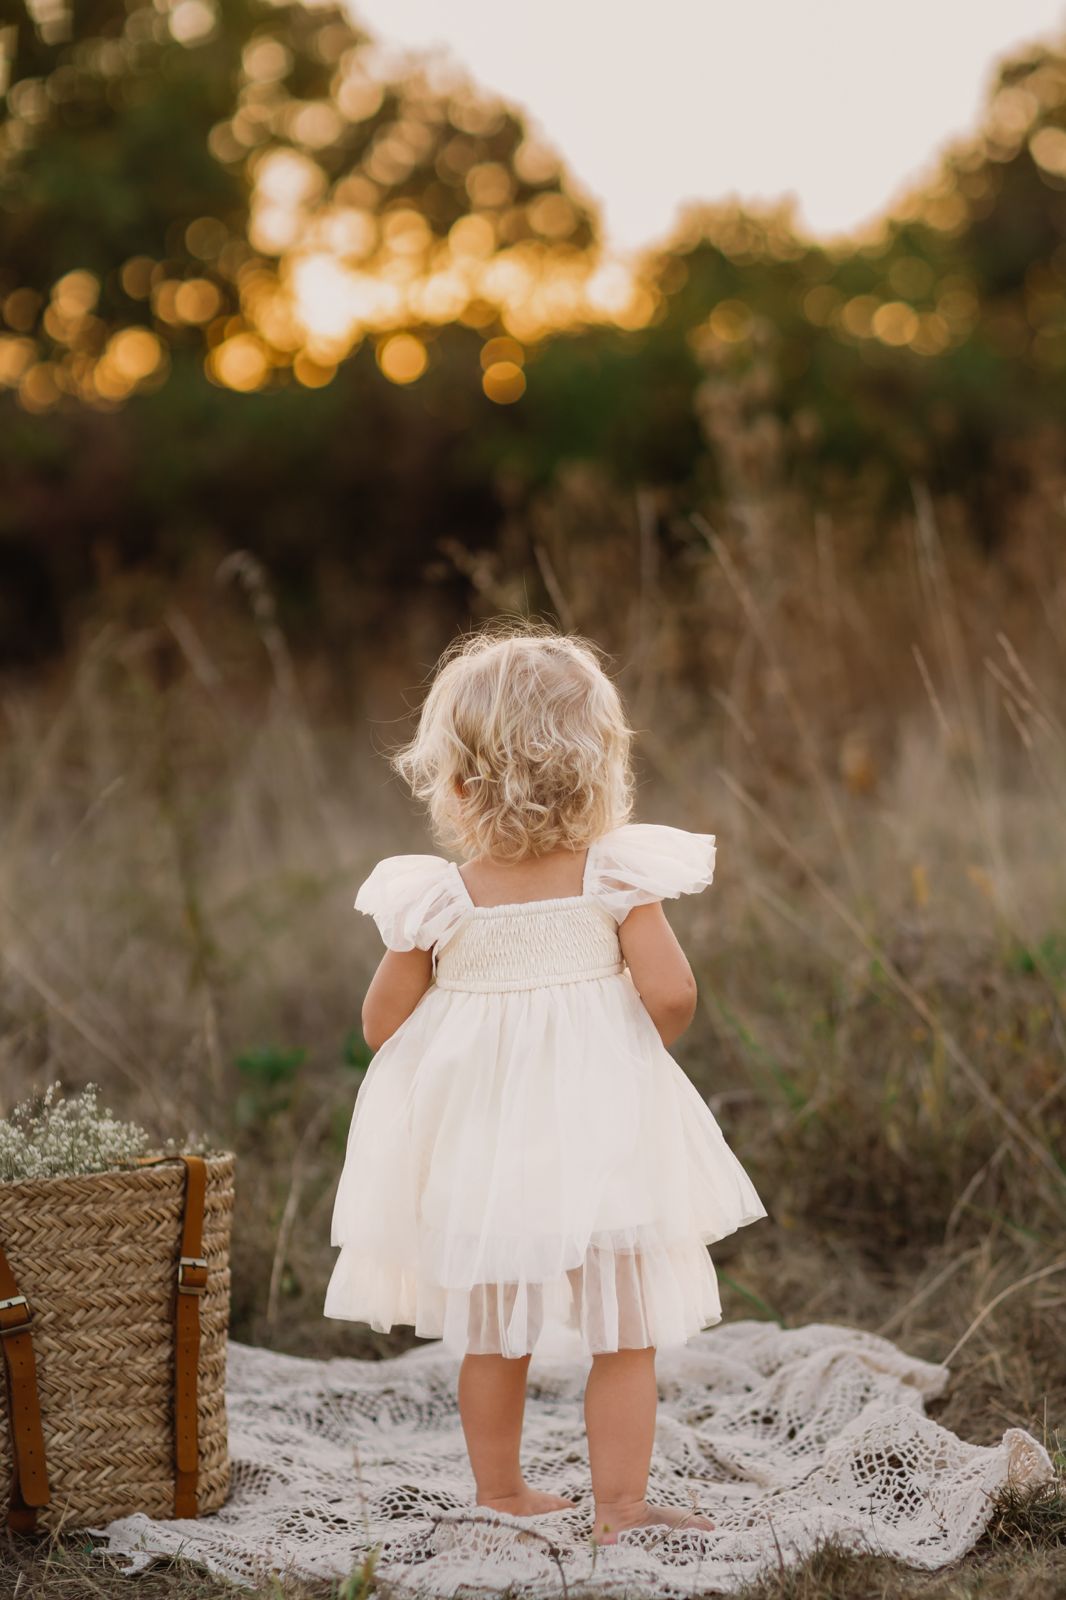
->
[448,92,506,139]
[803,284,843,326]
[458,298,498,329]
[437,133,477,182]
[909,312,951,356]
[91,326,168,401]
[364,121,432,187]
[707,299,753,342]
[482,359,525,404]
[293,352,337,387]
[254,147,327,210]
[174,279,223,324]
[251,290,304,352]
[513,140,560,186]
[18,362,61,412]
[466,162,513,208]
[376,333,428,383]
[479,250,531,305]
[249,202,302,255]
[1029,126,1066,179]
[527,192,577,239]
[991,85,1039,141]
[151,281,184,325]
[334,69,385,124]
[318,207,378,259]
[242,36,291,84]
[209,332,271,391]
[169,0,217,45]
[613,285,657,330]
[287,252,404,343]
[120,257,155,299]
[448,214,496,261]
[286,101,345,150]
[871,301,920,346]
[415,271,469,322]
[42,305,76,343]
[107,327,164,381]
[52,270,99,318]
[185,217,229,260]
[0,336,37,387]
[382,208,432,256]
[582,262,636,319]
[840,295,879,338]
[3,289,42,332]
[480,336,524,370]
[923,192,968,233]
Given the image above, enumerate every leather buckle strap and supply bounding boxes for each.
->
[177,1257,208,1296]
[136,1152,210,1519]
[0,1244,50,1533]
[173,1155,207,1518]
[0,1295,32,1335]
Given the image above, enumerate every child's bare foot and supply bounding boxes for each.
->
[477,1486,576,1517]
[591,1499,715,1544]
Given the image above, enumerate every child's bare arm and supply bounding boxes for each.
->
[361,947,434,1051]
[618,902,698,1048]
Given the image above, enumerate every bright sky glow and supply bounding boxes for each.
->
[347,0,1066,253]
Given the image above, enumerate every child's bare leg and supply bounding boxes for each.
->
[458,1352,574,1515]
[584,1347,714,1543]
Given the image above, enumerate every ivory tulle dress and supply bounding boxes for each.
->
[324,822,768,1359]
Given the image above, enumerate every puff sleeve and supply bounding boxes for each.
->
[354,854,469,953]
[585,822,716,923]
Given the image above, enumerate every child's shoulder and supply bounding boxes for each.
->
[586,821,716,922]
[354,851,463,952]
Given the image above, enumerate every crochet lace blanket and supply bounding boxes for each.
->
[95,1321,1055,1596]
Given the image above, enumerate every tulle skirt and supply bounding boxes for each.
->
[324,969,767,1358]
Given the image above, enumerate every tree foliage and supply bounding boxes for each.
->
[1,8,1065,659]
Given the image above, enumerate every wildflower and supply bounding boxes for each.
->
[0,1082,154,1182]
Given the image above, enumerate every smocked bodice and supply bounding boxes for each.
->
[353,823,717,995]
[434,899,624,993]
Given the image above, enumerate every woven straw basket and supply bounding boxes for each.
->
[0,1152,234,1530]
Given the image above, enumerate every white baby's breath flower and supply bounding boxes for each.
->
[0,1082,152,1182]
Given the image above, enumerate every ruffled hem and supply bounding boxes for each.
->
[324,1233,728,1358]
[403,1206,768,1290]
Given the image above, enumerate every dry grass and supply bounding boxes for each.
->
[0,1535,387,1599]
[1,498,1064,1596]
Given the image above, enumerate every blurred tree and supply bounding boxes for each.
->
[0,0,601,406]
[0,0,605,654]
[635,44,1066,541]
[0,13,1064,660]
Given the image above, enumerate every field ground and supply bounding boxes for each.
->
[1,523,1064,1597]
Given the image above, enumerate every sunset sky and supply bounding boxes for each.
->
[348,0,1066,252]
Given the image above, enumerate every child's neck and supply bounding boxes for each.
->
[458,845,590,909]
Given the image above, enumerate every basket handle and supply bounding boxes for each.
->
[0,1239,51,1534]
[175,1154,208,1517]
[139,1152,209,1518]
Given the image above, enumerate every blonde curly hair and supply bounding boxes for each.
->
[390,619,636,862]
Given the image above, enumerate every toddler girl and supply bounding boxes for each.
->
[325,621,767,1543]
